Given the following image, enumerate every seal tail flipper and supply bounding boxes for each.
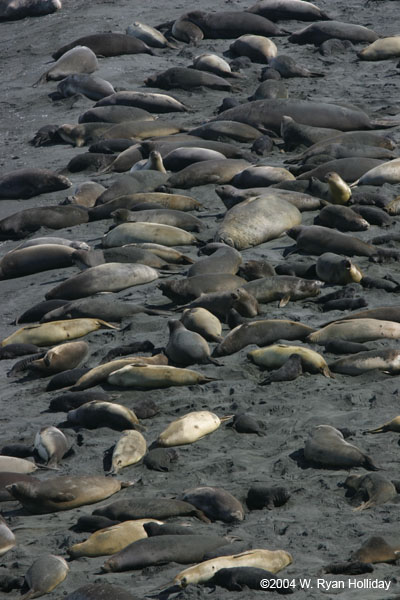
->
[370,119,400,129]
[353,500,373,511]
[32,72,49,87]
[365,423,390,434]
[321,366,334,378]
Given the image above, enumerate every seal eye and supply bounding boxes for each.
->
[181,577,188,587]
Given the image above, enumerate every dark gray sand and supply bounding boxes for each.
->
[1,0,400,598]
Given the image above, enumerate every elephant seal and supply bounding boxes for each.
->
[78,105,153,124]
[166,158,250,188]
[0,516,16,555]
[1,318,116,347]
[71,355,167,391]
[159,274,246,303]
[66,181,106,207]
[367,416,400,434]
[213,319,315,356]
[308,319,400,345]
[93,497,210,522]
[6,476,132,513]
[157,411,226,446]
[352,204,393,227]
[0,205,88,239]
[315,253,363,285]
[192,53,241,78]
[351,537,399,564]
[0,456,37,473]
[126,21,173,48]
[249,80,288,100]
[55,73,115,101]
[171,549,293,587]
[268,55,324,78]
[22,555,69,598]
[45,263,158,300]
[102,534,228,572]
[0,0,61,20]
[52,33,154,59]
[248,0,330,21]
[243,275,322,305]
[15,236,89,251]
[47,389,111,412]
[181,308,222,342]
[211,567,292,592]
[231,165,294,187]
[246,486,290,510]
[107,364,216,389]
[111,430,147,474]
[181,487,244,522]
[248,344,331,376]
[95,90,189,113]
[130,150,166,173]
[163,147,226,171]
[103,222,197,248]
[358,36,400,61]
[68,519,162,559]
[286,225,378,258]
[325,172,352,204]
[172,16,204,44]
[35,46,98,85]
[304,425,379,470]
[145,67,232,91]
[280,116,340,150]
[165,321,217,366]
[216,185,320,211]
[352,157,400,186]
[215,196,301,250]
[344,473,397,510]
[143,448,178,472]
[67,400,139,430]
[0,168,71,200]
[28,341,89,374]
[230,34,277,63]
[34,425,69,466]
[289,21,379,45]
[188,121,262,143]
[182,287,259,321]
[0,342,41,358]
[0,244,78,278]
[330,349,400,376]
[188,246,242,277]
[238,259,275,280]
[214,99,386,134]
[184,10,287,37]
[111,208,202,232]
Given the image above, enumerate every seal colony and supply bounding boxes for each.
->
[1,0,400,597]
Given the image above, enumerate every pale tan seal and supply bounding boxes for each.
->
[248,344,332,376]
[366,415,400,434]
[330,349,400,376]
[34,425,69,467]
[358,36,400,60]
[181,308,223,343]
[351,158,400,186]
[0,516,16,557]
[72,354,168,390]
[102,223,198,247]
[171,549,293,588]
[157,411,230,446]
[130,150,167,173]
[308,318,400,345]
[34,46,99,85]
[107,364,216,389]
[67,519,163,559]
[351,536,399,564]
[1,318,117,347]
[0,456,37,474]
[29,341,89,373]
[6,475,133,513]
[325,171,352,204]
[111,430,147,473]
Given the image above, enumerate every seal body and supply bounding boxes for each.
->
[23,555,69,598]
[6,475,131,513]
[0,168,71,200]
[157,411,222,446]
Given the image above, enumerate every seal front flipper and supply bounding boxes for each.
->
[278,293,291,307]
